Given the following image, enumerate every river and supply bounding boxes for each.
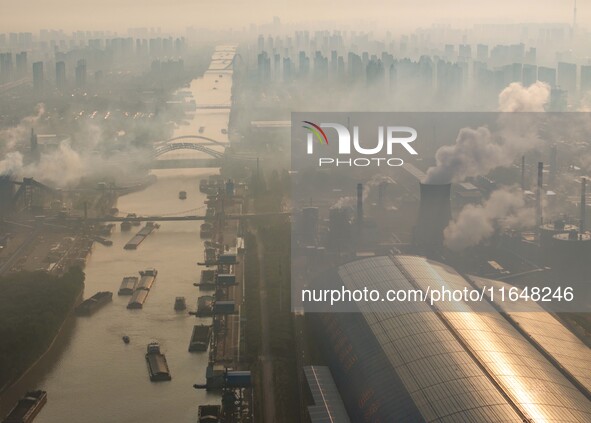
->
[0,45,235,423]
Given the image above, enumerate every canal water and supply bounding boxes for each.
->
[0,46,235,423]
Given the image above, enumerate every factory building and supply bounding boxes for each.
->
[309,255,591,422]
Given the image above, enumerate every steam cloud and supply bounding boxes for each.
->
[443,186,535,251]
[0,103,45,154]
[425,82,551,184]
[0,105,153,189]
[498,81,550,112]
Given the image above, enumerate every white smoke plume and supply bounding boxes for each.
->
[425,82,550,184]
[0,103,45,154]
[0,138,153,189]
[498,81,550,112]
[444,186,535,251]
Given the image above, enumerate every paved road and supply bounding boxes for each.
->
[257,237,277,423]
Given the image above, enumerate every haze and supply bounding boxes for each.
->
[1,0,587,32]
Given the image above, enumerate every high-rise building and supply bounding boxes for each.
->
[557,62,577,94]
[32,61,44,92]
[75,59,87,88]
[56,61,66,89]
[581,65,591,94]
[476,44,489,62]
[15,52,27,78]
[538,66,556,87]
[0,53,13,82]
[522,64,537,87]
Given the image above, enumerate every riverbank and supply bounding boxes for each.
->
[0,269,85,398]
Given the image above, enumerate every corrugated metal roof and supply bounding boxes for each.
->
[333,255,591,422]
[304,366,351,423]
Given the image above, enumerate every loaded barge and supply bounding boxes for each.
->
[75,291,113,315]
[196,269,216,290]
[145,342,171,382]
[117,276,138,295]
[2,390,47,423]
[188,325,212,352]
[126,269,157,309]
[124,222,160,250]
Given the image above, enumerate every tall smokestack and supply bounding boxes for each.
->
[581,177,586,235]
[536,162,544,226]
[415,183,452,249]
[356,183,363,227]
[521,156,525,191]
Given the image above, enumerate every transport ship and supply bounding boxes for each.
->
[188,325,212,352]
[145,342,171,382]
[2,390,47,423]
[75,291,113,315]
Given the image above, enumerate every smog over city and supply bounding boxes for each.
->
[0,1,590,423]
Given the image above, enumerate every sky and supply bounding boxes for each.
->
[0,0,587,33]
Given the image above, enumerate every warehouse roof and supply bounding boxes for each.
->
[329,255,591,422]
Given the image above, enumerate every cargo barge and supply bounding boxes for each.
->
[126,269,157,309]
[127,289,149,309]
[196,269,216,290]
[117,276,138,295]
[136,268,157,290]
[197,405,221,423]
[200,223,214,239]
[75,291,113,316]
[2,390,47,423]
[196,296,214,317]
[188,325,212,352]
[124,222,160,250]
[145,342,171,382]
[174,296,186,311]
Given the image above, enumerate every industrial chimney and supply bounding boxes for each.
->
[581,177,586,235]
[536,162,543,226]
[415,183,452,248]
[356,182,363,226]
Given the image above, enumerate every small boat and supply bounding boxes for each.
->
[174,296,187,311]
[122,335,130,344]
[179,191,187,200]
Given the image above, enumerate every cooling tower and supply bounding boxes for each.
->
[414,183,452,248]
